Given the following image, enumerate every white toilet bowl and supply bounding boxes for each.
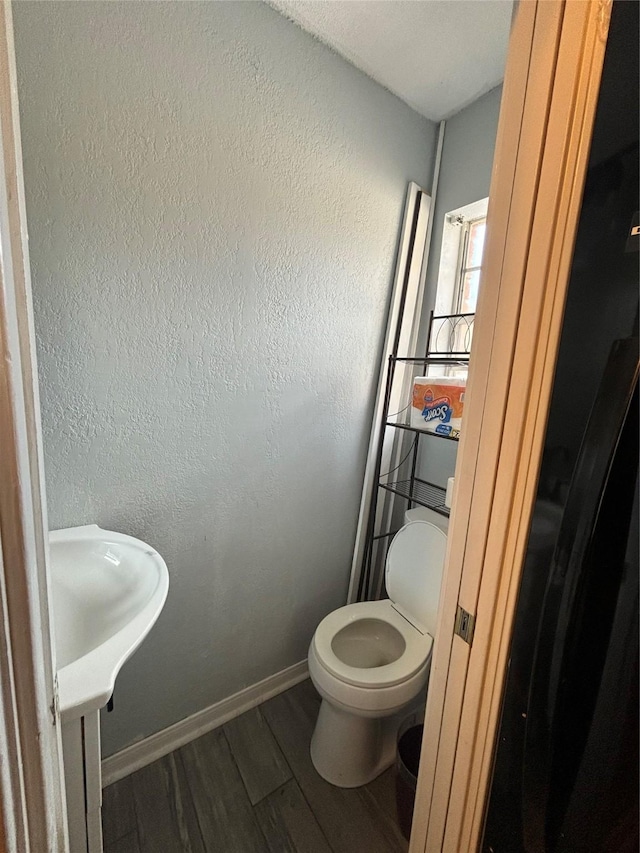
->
[308,519,447,788]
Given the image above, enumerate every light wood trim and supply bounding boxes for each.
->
[410,1,543,847]
[410,1,612,851]
[449,2,611,849]
[0,1,68,850]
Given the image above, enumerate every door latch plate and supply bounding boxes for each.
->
[454,605,476,645]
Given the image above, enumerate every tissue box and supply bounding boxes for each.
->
[411,376,466,437]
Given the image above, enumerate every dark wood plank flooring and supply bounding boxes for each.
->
[102,679,408,852]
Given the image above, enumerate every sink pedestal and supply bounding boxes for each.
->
[50,524,169,853]
[62,711,103,853]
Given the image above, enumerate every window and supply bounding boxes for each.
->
[454,216,486,314]
[429,198,488,374]
[432,197,489,319]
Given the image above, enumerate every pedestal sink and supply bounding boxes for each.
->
[50,524,169,853]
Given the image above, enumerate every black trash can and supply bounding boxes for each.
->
[395,721,424,841]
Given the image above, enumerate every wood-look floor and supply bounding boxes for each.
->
[102,679,409,853]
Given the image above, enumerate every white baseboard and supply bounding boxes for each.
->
[101,660,309,787]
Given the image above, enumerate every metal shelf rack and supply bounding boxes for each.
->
[356,311,474,601]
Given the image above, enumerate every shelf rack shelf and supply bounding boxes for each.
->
[385,421,460,442]
[356,311,474,602]
[379,478,449,516]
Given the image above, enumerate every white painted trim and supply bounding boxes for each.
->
[102,660,309,787]
[347,181,432,603]
[361,125,445,603]
[0,3,68,851]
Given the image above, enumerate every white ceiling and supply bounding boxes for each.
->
[268,1,513,121]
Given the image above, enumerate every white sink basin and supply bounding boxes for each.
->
[50,524,169,720]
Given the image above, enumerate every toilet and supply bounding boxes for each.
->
[308,510,448,788]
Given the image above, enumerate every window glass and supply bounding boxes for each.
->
[460,269,481,314]
[467,220,486,268]
[456,217,486,314]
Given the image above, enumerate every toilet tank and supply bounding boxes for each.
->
[404,506,449,534]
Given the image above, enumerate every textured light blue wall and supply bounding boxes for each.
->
[13,1,436,755]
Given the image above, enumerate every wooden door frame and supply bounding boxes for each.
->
[0,2,68,850]
[410,1,611,851]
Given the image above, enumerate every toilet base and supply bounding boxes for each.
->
[310,698,399,788]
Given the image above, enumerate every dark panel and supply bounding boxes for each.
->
[363,769,408,852]
[224,706,292,805]
[103,683,407,853]
[102,775,136,845]
[255,779,332,853]
[104,829,141,853]
[179,727,267,852]
[130,752,204,853]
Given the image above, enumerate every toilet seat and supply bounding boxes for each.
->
[312,600,433,689]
